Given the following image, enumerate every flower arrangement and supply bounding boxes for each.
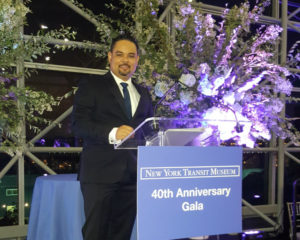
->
[135,0,299,147]
[0,0,76,152]
[66,0,299,147]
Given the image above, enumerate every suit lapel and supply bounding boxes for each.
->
[104,72,129,119]
[132,81,144,119]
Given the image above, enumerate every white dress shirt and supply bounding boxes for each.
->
[109,71,140,144]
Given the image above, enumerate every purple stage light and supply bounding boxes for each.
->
[244,230,260,235]
[39,138,46,145]
[53,139,60,147]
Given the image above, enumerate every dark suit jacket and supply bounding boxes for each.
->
[72,72,153,183]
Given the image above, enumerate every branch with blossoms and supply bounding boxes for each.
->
[287,40,300,80]
[143,0,299,147]
[0,0,77,153]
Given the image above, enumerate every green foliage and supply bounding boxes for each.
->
[0,0,77,153]
[0,206,18,226]
[71,0,177,87]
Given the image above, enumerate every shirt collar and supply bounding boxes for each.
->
[110,71,133,87]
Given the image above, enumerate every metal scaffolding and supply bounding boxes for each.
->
[0,0,299,239]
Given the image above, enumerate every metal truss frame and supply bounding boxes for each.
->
[0,0,299,239]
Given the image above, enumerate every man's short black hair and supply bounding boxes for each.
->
[110,34,139,55]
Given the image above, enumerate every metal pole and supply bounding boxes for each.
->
[59,0,100,27]
[23,35,102,50]
[145,0,176,44]
[0,155,19,179]
[277,0,288,231]
[285,151,300,164]
[288,8,300,20]
[292,178,300,240]
[28,147,82,153]
[16,2,25,232]
[242,199,280,228]
[24,62,107,75]
[268,0,280,206]
[287,23,300,33]
[195,1,300,27]
[268,135,277,204]
[28,106,73,145]
[272,0,280,19]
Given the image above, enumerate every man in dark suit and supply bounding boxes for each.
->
[72,34,153,240]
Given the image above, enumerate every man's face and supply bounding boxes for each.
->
[108,40,139,81]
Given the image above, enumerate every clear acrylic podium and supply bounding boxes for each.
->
[115,117,244,239]
[114,117,224,149]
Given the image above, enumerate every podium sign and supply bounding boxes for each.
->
[137,146,242,240]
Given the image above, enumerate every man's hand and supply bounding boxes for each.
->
[116,125,134,140]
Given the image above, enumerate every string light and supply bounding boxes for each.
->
[40,24,48,29]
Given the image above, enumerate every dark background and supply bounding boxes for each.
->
[0,1,299,237]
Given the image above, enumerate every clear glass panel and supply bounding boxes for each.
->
[114,117,250,149]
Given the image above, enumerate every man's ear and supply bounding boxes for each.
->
[108,51,112,62]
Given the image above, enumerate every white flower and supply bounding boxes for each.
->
[203,107,254,146]
[212,76,225,89]
[274,78,293,95]
[195,63,211,77]
[179,73,196,87]
[252,122,271,140]
[154,81,169,97]
[180,4,195,16]
[197,74,216,96]
[203,107,237,140]
[265,99,284,113]
[179,90,195,105]
[223,91,235,105]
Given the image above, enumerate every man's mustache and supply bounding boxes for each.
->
[119,64,130,68]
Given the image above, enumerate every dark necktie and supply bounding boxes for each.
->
[120,82,132,119]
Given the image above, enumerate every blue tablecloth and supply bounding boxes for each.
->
[27,174,85,240]
[27,174,137,240]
